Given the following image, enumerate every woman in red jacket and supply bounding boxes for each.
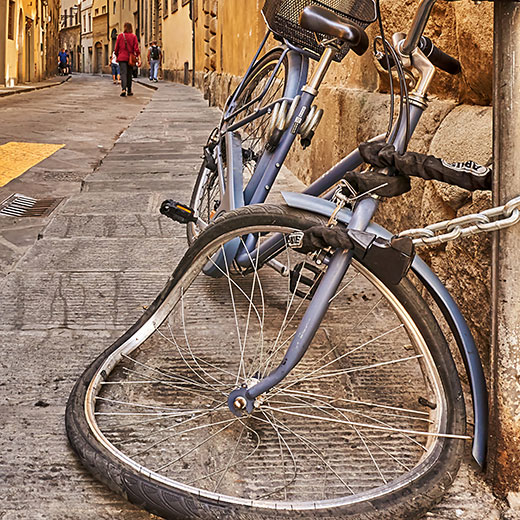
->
[114,22,141,97]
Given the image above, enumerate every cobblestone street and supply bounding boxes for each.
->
[0,75,516,519]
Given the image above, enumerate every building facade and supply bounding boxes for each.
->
[109,0,138,51]
[92,0,109,73]
[161,0,192,83]
[80,0,93,72]
[60,0,81,72]
[136,0,161,75]
[0,0,60,86]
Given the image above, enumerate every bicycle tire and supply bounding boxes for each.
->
[187,49,302,245]
[67,204,466,520]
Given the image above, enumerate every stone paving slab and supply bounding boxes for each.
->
[44,214,181,239]
[0,75,71,97]
[0,75,153,281]
[0,271,170,330]
[16,238,182,272]
[1,329,157,520]
[92,162,198,174]
[82,179,195,193]
[58,192,160,215]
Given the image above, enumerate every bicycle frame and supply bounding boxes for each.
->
[205,0,488,467]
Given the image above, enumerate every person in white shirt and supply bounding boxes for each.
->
[110,51,120,84]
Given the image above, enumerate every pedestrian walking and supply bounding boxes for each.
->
[147,41,162,82]
[58,48,69,75]
[65,50,71,74]
[110,51,120,84]
[114,22,140,97]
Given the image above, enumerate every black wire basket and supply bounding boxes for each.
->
[262,0,377,61]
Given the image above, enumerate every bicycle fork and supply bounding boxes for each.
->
[228,196,379,416]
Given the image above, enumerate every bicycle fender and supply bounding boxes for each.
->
[203,132,244,277]
[281,191,488,468]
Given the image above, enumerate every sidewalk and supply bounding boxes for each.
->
[0,75,71,97]
[0,80,513,519]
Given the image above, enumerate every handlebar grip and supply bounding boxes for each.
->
[419,36,461,75]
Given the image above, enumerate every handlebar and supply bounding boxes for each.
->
[376,35,461,75]
[418,36,461,75]
[401,0,438,55]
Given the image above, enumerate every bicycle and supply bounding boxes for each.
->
[65,0,520,518]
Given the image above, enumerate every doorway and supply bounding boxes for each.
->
[17,9,23,83]
[24,17,34,82]
[95,42,102,73]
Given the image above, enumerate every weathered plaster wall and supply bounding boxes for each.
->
[2,0,59,84]
[162,1,192,78]
[196,0,494,364]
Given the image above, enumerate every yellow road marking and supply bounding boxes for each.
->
[0,142,65,187]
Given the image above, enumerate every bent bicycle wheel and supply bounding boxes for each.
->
[187,48,302,245]
[67,204,466,520]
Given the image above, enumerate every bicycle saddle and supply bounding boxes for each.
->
[299,5,369,56]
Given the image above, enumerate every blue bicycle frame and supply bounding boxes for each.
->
[201,32,488,468]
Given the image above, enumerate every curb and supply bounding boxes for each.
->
[0,75,72,98]
[134,79,159,91]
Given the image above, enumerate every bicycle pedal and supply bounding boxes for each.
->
[289,261,324,300]
[160,200,197,225]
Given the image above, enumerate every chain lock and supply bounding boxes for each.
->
[398,195,520,246]
[266,95,323,150]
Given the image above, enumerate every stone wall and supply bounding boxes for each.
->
[199,0,494,366]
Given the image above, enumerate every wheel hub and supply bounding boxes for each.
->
[228,377,264,417]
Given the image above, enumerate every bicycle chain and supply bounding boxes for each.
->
[397,195,520,246]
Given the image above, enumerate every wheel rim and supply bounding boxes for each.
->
[85,222,463,511]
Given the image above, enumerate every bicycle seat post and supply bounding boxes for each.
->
[302,46,335,96]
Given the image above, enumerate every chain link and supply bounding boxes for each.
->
[398,195,520,247]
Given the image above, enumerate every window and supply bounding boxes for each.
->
[94,8,99,15]
[171,0,178,13]
[182,0,189,6]
[83,14,86,31]
[164,0,168,17]
[75,10,79,24]
[113,1,116,14]
[63,9,67,27]
[122,0,125,9]
[8,1,15,39]
[102,5,106,13]
[89,14,91,31]
[104,44,109,65]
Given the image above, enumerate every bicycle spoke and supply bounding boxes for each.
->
[257,410,298,500]
[254,412,356,495]
[270,324,407,398]
[279,388,431,417]
[154,418,240,472]
[126,406,230,454]
[272,391,416,482]
[121,355,227,397]
[263,406,470,440]
[156,325,237,382]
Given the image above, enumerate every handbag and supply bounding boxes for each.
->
[122,33,137,67]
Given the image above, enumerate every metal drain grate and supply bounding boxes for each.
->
[0,193,64,217]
